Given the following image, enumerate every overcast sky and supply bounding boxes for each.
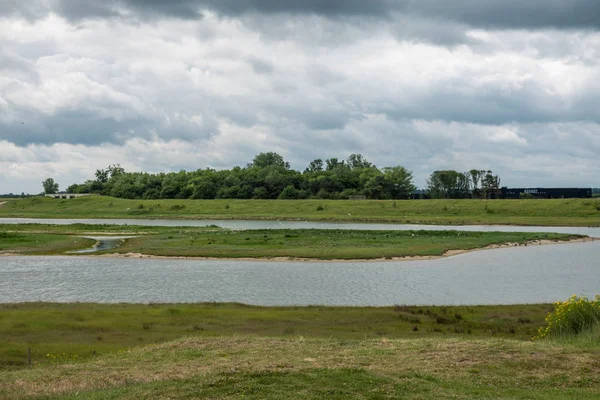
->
[1,0,599,193]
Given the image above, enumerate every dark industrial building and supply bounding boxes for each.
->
[500,187,592,199]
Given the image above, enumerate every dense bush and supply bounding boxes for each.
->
[534,295,600,339]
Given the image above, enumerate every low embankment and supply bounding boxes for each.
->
[1,196,600,226]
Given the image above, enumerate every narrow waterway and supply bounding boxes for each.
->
[1,241,598,305]
[68,236,136,254]
[1,217,599,236]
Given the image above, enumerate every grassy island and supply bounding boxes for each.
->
[0,224,583,259]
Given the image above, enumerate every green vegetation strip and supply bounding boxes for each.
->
[0,231,96,255]
[0,302,557,369]
[1,196,600,226]
[112,229,579,260]
[0,224,580,259]
[1,303,599,399]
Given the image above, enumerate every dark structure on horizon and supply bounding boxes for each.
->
[500,187,592,199]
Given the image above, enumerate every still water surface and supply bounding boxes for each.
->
[1,241,598,306]
[1,217,600,236]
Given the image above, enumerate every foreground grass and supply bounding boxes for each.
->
[2,335,599,399]
[3,303,599,399]
[1,195,600,226]
[0,224,580,259]
[0,303,554,370]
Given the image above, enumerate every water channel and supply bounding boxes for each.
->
[1,218,599,305]
[2,217,600,236]
[1,241,599,305]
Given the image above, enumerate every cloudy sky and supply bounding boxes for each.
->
[1,0,599,193]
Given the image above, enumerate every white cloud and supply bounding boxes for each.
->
[0,4,599,193]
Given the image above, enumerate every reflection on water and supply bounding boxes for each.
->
[1,217,600,236]
[1,241,599,306]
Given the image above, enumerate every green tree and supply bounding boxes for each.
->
[42,178,59,194]
[278,185,301,199]
[481,171,501,199]
[251,152,290,169]
[469,169,485,198]
[382,166,416,199]
[325,158,345,171]
[346,154,372,170]
[427,171,457,199]
[305,159,324,173]
[107,164,125,178]
[95,169,109,183]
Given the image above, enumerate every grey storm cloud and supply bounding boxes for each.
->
[246,56,274,75]
[0,0,203,21]
[0,107,219,146]
[1,0,600,195]
[2,0,600,30]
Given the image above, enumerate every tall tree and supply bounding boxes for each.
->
[427,170,462,199]
[481,171,501,199]
[382,166,416,199]
[95,169,109,183]
[42,178,59,194]
[346,154,372,170]
[251,152,290,169]
[469,169,486,199]
[325,158,345,171]
[305,159,324,173]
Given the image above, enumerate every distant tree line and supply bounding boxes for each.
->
[66,153,418,200]
[426,170,502,199]
[0,193,39,198]
[63,153,506,200]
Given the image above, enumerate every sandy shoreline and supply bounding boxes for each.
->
[2,237,592,262]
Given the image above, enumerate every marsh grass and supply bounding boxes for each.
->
[0,303,553,370]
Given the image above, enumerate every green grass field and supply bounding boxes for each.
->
[1,195,600,226]
[1,303,599,399]
[0,224,580,259]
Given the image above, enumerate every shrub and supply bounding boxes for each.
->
[534,295,600,339]
[435,315,453,324]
